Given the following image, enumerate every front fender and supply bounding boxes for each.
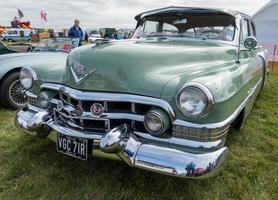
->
[161,58,263,124]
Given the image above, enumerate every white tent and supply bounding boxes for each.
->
[252,0,278,44]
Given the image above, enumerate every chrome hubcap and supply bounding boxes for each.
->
[8,79,27,107]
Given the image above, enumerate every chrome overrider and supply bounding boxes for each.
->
[14,80,262,179]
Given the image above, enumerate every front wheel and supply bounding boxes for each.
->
[0,71,27,109]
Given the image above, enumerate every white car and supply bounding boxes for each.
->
[88,35,102,43]
[1,28,33,42]
[87,30,102,43]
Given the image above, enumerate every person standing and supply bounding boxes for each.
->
[84,31,88,43]
[68,19,83,46]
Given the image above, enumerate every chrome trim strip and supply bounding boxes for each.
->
[174,78,262,129]
[26,91,37,98]
[56,109,145,122]
[27,104,45,113]
[40,83,176,120]
[134,132,225,150]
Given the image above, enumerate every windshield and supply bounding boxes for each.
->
[133,14,236,41]
[33,37,79,52]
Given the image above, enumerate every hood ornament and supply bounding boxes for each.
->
[70,64,96,85]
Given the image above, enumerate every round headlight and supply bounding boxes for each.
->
[20,67,37,90]
[38,92,50,109]
[144,112,164,135]
[177,83,214,117]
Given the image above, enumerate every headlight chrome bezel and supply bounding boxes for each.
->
[20,67,38,90]
[176,82,214,118]
[143,111,165,135]
[37,91,50,109]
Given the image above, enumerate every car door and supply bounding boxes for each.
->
[240,17,262,84]
[19,30,25,41]
[239,16,264,115]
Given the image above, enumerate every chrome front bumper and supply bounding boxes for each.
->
[15,108,229,179]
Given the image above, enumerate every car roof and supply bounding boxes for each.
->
[135,6,245,21]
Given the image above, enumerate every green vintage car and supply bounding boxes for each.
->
[15,7,268,179]
[0,38,79,109]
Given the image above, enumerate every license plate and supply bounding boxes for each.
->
[57,133,88,160]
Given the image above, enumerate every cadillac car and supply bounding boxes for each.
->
[15,7,268,179]
[0,37,79,109]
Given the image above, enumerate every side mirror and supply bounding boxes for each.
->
[243,36,257,50]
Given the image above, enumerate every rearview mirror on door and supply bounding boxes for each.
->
[244,36,257,50]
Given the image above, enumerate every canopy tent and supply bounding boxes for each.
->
[0,25,5,34]
[253,0,278,44]
[253,0,278,68]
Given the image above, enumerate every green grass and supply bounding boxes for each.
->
[0,75,278,200]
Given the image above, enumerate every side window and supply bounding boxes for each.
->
[184,28,195,36]
[241,19,250,41]
[162,23,178,33]
[8,31,16,35]
[144,21,159,34]
[20,31,24,37]
[250,22,256,37]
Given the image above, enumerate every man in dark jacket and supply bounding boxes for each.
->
[68,19,83,46]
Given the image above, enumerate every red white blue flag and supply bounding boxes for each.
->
[18,9,24,19]
[40,10,47,22]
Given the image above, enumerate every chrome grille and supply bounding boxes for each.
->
[52,89,150,134]
[172,125,229,142]
[54,109,110,134]
[27,84,230,142]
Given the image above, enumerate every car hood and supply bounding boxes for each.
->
[0,52,68,82]
[60,39,237,98]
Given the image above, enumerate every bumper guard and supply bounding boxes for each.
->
[15,108,229,179]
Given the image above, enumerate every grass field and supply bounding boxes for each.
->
[0,75,277,200]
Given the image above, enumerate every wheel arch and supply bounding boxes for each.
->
[0,67,22,86]
[230,107,246,130]
[257,54,268,88]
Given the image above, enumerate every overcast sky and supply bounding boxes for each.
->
[0,0,270,30]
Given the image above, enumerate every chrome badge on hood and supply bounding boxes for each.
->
[70,64,96,85]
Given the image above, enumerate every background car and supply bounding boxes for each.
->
[0,28,33,42]
[0,41,34,54]
[0,37,79,109]
[86,29,102,43]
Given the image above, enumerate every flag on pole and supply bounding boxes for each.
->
[18,9,24,19]
[40,10,47,22]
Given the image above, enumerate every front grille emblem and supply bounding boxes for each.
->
[70,64,97,85]
[90,103,104,118]
[73,64,85,77]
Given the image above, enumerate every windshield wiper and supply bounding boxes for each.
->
[174,34,207,40]
[33,48,69,53]
[145,34,168,38]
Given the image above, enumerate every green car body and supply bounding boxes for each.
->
[15,7,268,179]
